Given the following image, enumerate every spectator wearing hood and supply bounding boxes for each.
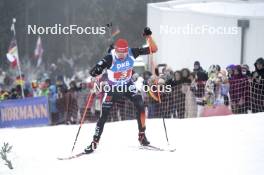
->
[193,61,208,81]
[229,65,249,114]
[252,57,264,81]
[251,57,264,113]
[226,64,235,79]
[193,61,208,98]
[241,64,251,78]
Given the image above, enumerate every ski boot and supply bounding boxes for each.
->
[138,132,150,146]
[84,141,98,154]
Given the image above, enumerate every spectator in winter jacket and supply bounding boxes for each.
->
[164,68,174,86]
[14,84,23,99]
[142,71,152,86]
[56,75,68,94]
[216,65,221,72]
[157,68,174,118]
[241,64,251,78]
[169,71,185,118]
[193,61,208,82]
[251,57,264,113]
[252,57,264,80]
[181,68,191,84]
[217,70,230,106]
[180,66,193,117]
[39,82,49,97]
[167,71,182,87]
[9,88,19,99]
[204,65,218,105]
[193,61,208,98]
[31,80,41,97]
[229,65,249,114]
[55,75,68,123]
[182,72,197,118]
[49,85,59,125]
[64,81,79,124]
[226,64,235,79]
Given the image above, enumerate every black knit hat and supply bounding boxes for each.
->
[194,61,200,66]
[255,57,264,65]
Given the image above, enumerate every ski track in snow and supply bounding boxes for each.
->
[1,113,264,175]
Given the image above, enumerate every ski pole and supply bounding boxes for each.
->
[162,113,170,144]
[146,37,170,145]
[106,22,113,43]
[159,90,170,145]
[71,92,93,153]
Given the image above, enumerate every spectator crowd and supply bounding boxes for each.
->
[0,57,264,125]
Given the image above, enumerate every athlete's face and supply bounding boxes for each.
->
[116,51,128,60]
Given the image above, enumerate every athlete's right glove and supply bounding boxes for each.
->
[142,27,157,53]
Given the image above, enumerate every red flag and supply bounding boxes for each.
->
[6,38,18,68]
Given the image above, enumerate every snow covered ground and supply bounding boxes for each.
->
[1,113,264,175]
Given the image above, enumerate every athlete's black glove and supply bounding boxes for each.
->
[143,27,152,36]
[89,64,104,77]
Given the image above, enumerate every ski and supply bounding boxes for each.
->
[57,152,88,160]
[139,145,176,152]
[58,144,176,160]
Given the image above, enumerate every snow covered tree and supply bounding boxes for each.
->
[0,142,13,169]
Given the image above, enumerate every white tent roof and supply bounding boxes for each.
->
[150,0,264,18]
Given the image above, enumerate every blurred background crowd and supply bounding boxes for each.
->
[0,56,263,125]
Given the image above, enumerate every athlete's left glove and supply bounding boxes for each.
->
[143,27,152,37]
[90,65,103,77]
[89,64,104,77]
